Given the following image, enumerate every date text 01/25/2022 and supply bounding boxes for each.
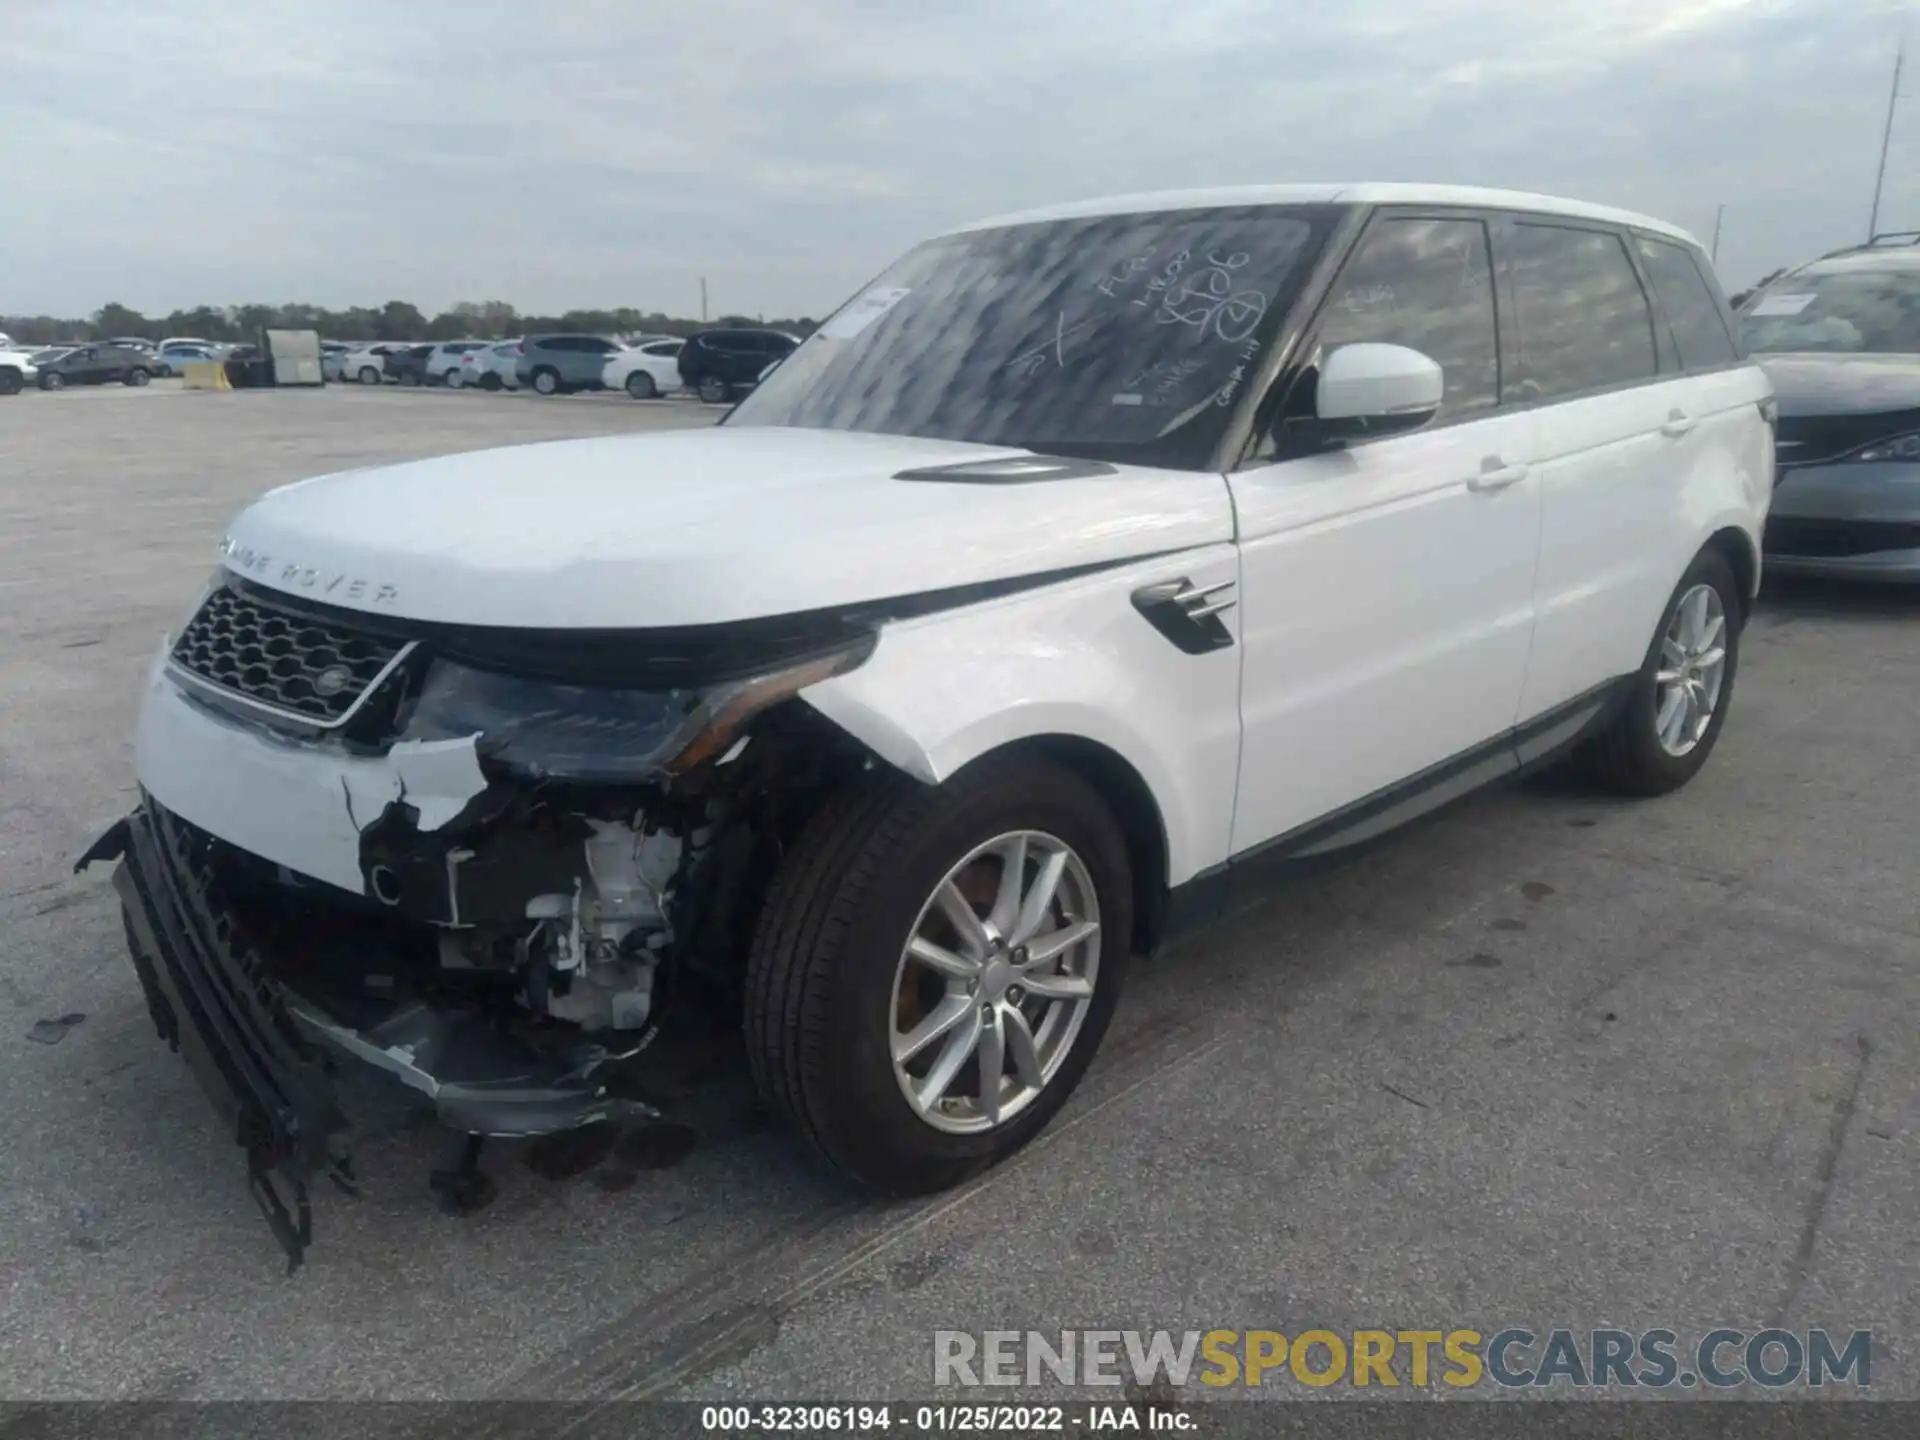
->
[700,1404,1188,1432]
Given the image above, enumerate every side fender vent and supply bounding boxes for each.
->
[1131,577,1236,655]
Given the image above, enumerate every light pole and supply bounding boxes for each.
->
[1869,32,1906,242]
[1710,204,1726,264]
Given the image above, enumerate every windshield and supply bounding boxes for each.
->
[729,203,1343,469]
[1740,265,1920,354]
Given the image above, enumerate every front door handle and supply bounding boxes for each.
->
[1660,410,1698,438]
[1467,458,1528,493]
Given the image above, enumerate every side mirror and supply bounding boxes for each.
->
[1308,343,1443,441]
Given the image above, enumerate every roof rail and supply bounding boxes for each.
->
[1868,231,1920,246]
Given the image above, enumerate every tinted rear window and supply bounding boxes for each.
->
[1508,223,1659,401]
[1637,238,1738,368]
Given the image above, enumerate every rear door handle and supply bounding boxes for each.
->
[1467,458,1528,493]
[1660,410,1697,438]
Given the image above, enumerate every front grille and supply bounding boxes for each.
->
[1765,517,1920,558]
[171,585,408,724]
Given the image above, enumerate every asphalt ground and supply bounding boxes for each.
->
[1,378,1915,1406]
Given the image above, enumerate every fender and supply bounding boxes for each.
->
[801,546,1244,887]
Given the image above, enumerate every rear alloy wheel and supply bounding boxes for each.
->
[124,367,151,387]
[532,367,560,396]
[39,372,65,390]
[358,366,382,385]
[697,375,730,404]
[745,754,1130,1194]
[0,368,21,396]
[625,370,658,400]
[1580,548,1741,796]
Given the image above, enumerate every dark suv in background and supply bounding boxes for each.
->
[36,342,159,389]
[515,334,620,395]
[383,343,436,386]
[677,328,800,403]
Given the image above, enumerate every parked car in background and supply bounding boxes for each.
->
[602,337,683,399]
[108,337,157,352]
[155,343,217,376]
[454,340,524,390]
[158,336,216,355]
[677,327,800,403]
[319,341,353,381]
[515,333,620,394]
[1739,236,1920,581]
[36,342,159,389]
[340,343,410,384]
[0,343,40,395]
[425,341,488,385]
[383,343,436,386]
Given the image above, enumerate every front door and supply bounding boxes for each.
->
[1227,210,1542,856]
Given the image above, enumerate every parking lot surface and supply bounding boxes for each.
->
[2,381,1917,1402]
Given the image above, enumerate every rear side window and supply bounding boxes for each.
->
[641,341,681,356]
[1636,237,1739,368]
[1508,224,1658,401]
[1314,216,1500,419]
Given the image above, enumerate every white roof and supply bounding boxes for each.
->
[956,183,1695,246]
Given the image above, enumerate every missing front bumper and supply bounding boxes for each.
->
[83,798,657,1271]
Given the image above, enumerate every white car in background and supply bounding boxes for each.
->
[338,343,409,385]
[602,337,684,399]
[452,339,524,390]
[0,344,40,395]
[425,341,489,385]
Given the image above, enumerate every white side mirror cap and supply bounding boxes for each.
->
[1315,343,1444,429]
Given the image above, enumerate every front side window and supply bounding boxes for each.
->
[1312,216,1499,419]
[1508,223,1658,401]
[1637,237,1738,368]
[1739,264,1920,354]
[730,203,1344,468]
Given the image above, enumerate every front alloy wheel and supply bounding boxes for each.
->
[891,831,1101,1134]
[745,755,1131,1194]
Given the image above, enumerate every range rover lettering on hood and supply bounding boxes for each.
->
[220,425,1235,629]
[217,535,400,605]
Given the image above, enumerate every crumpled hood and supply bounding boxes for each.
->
[221,425,1232,628]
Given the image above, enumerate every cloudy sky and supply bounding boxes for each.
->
[2,0,1913,319]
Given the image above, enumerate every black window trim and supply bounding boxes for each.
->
[1495,213,1673,412]
[1629,228,1750,377]
[1234,203,1511,466]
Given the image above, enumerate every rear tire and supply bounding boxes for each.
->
[358,366,381,385]
[697,375,730,404]
[0,368,21,396]
[531,367,560,396]
[1579,548,1742,796]
[480,372,502,392]
[625,370,658,400]
[744,754,1131,1195]
[39,372,64,390]
[125,368,150,387]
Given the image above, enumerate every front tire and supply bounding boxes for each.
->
[0,368,21,396]
[745,754,1131,1195]
[480,372,502,392]
[358,366,381,385]
[1580,548,1742,796]
[39,372,64,390]
[625,370,658,400]
[125,367,151,387]
[531,367,560,396]
[697,375,730,404]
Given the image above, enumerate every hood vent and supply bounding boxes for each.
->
[893,455,1119,485]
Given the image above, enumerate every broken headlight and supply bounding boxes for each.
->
[396,637,875,782]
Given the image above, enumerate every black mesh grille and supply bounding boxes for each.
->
[171,586,406,723]
[1765,518,1920,558]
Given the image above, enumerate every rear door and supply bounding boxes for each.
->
[1501,218,1688,722]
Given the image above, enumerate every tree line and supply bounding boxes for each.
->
[1,300,820,347]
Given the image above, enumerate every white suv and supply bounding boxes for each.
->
[81,184,1772,1266]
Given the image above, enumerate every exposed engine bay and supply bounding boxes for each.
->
[82,575,886,1267]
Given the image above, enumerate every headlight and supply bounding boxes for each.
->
[1851,432,1920,463]
[396,637,874,782]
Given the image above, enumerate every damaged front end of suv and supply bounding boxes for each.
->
[80,576,879,1269]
